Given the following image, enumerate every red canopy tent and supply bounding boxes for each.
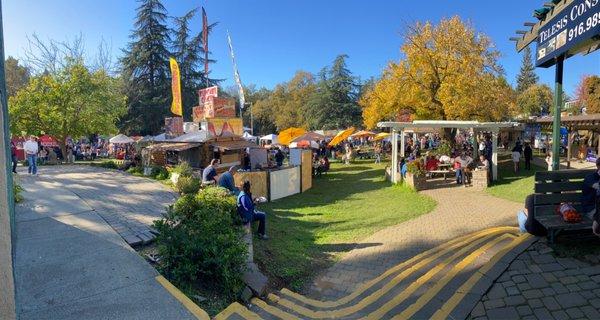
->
[39,135,59,147]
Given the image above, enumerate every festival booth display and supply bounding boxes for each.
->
[269,166,301,201]
[145,142,209,168]
[210,137,259,171]
[289,148,313,192]
[234,171,269,200]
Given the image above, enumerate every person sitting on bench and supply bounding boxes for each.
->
[582,158,600,236]
[202,159,219,186]
[237,181,268,240]
[517,194,548,236]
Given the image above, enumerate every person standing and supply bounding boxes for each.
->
[524,143,533,170]
[274,148,284,168]
[10,141,17,173]
[511,145,521,174]
[23,136,39,175]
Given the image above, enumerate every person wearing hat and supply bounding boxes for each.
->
[582,158,600,236]
[237,180,268,240]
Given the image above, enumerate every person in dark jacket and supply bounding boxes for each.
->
[237,181,268,239]
[10,141,17,173]
[517,194,548,237]
[523,143,533,170]
[274,149,284,167]
[582,158,600,236]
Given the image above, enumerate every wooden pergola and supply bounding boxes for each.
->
[528,114,600,168]
[377,120,521,183]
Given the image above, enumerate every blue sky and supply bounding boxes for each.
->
[3,0,600,95]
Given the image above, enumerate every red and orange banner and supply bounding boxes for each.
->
[169,57,182,117]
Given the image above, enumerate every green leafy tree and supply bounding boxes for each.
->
[574,75,600,114]
[516,46,539,93]
[517,84,553,116]
[171,9,220,120]
[120,0,171,135]
[5,57,30,97]
[9,62,126,157]
[306,55,362,130]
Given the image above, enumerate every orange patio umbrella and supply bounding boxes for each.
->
[278,127,306,145]
[328,127,355,147]
[350,130,376,138]
[373,132,390,141]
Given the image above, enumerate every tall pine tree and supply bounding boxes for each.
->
[306,55,362,130]
[120,0,171,135]
[171,9,220,120]
[516,46,539,93]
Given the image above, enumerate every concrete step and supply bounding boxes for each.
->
[213,227,536,320]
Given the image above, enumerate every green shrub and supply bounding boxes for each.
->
[406,160,426,176]
[13,179,23,203]
[153,187,247,298]
[92,160,120,169]
[175,176,201,195]
[152,166,169,180]
[170,162,193,177]
[127,165,144,176]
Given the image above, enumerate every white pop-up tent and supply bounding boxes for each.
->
[242,132,257,141]
[171,130,213,143]
[109,134,134,144]
[259,134,279,145]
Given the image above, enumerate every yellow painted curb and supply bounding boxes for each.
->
[430,234,533,320]
[214,302,262,320]
[155,276,211,320]
[251,298,300,320]
[275,226,519,310]
[390,234,515,319]
[275,229,518,318]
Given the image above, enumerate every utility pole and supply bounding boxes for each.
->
[551,55,564,171]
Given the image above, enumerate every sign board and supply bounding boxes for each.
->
[536,0,600,67]
[192,96,236,122]
[165,117,184,139]
[201,117,243,136]
[199,86,218,104]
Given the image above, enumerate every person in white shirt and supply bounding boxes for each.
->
[23,136,39,175]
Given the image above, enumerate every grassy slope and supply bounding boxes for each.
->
[253,160,436,291]
[486,154,546,204]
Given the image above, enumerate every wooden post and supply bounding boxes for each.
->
[400,130,405,158]
[391,128,398,184]
[492,129,499,181]
[567,130,574,169]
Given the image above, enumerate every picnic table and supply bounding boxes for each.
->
[428,163,453,181]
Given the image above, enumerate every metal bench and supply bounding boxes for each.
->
[534,169,596,243]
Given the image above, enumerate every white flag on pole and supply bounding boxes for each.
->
[227,31,245,110]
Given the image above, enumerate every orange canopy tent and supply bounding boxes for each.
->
[350,130,376,138]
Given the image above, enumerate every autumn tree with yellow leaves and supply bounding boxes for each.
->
[360,17,517,128]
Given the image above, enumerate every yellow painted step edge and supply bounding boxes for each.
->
[274,229,516,319]
[155,275,211,320]
[276,226,519,309]
[390,234,515,320]
[214,302,263,320]
[430,233,534,320]
[251,298,301,320]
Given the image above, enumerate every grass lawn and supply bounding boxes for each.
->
[486,153,547,204]
[253,160,436,291]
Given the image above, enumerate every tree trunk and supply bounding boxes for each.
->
[58,139,67,165]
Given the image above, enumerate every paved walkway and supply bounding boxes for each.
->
[471,240,600,320]
[307,186,522,300]
[14,166,198,320]
[18,165,177,246]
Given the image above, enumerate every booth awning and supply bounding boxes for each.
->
[211,140,258,151]
[147,143,199,152]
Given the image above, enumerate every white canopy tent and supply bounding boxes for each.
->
[242,132,257,141]
[377,120,520,183]
[152,133,168,142]
[109,134,134,144]
[259,134,279,145]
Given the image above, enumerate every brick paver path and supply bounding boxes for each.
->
[471,241,600,320]
[19,165,176,246]
[307,186,523,300]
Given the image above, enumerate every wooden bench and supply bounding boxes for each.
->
[534,169,596,243]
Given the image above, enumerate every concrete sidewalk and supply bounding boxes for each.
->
[14,173,198,320]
